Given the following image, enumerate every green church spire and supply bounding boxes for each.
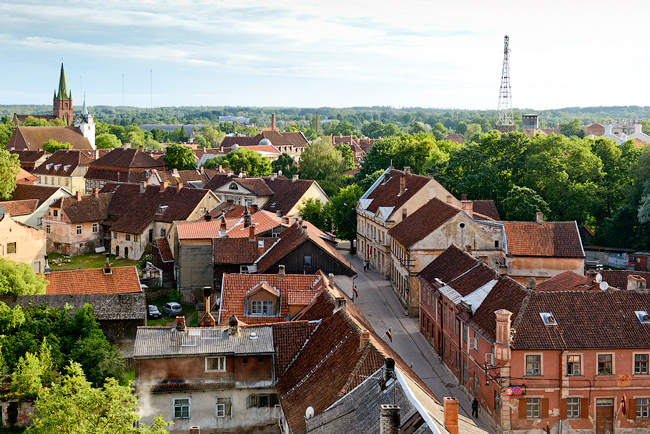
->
[54,63,71,101]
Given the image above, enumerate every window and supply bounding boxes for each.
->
[455,319,461,336]
[229,182,238,190]
[37,217,42,226]
[248,393,279,408]
[126,234,131,241]
[473,372,479,392]
[402,209,407,219]
[216,397,232,418]
[205,356,226,372]
[567,397,580,418]
[303,256,312,267]
[567,355,581,376]
[251,300,274,316]
[7,243,16,254]
[160,228,166,237]
[113,232,117,239]
[444,338,448,355]
[242,357,248,364]
[173,398,190,419]
[450,349,454,365]
[258,357,264,364]
[463,324,468,343]
[443,305,447,326]
[637,398,650,419]
[92,223,98,233]
[526,355,541,376]
[456,352,460,371]
[494,240,499,248]
[76,225,82,235]
[598,354,612,375]
[46,225,51,234]
[527,398,541,418]
[53,210,58,217]
[635,354,649,374]
[463,361,468,381]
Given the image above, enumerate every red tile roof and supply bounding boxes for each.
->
[16,168,38,184]
[504,221,584,258]
[536,271,589,292]
[8,184,63,206]
[91,147,164,169]
[212,237,276,264]
[45,266,142,295]
[177,219,238,240]
[154,237,174,263]
[7,126,93,151]
[261,177,320,215]
[32,149,93,176]
[49,193,112,224]
[600,270,650,290]
[417,244,482,288]
[388,198,460,249]
[0,199,38,216]
[272,321,319,378]
[226,211,284,238]
[472,200,500,221]
[218,273,327,326]
[362,169,433,215]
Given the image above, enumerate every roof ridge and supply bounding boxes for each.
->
[510,289,533,340]
[338,343,372,397]
[280,319,323,378]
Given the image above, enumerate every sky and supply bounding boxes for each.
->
[1,0,650,110]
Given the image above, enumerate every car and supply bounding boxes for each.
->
[148,305,162,319]
[163,302,183,317]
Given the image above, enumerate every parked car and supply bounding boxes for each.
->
[163,302,183,317]
[148,305,162,319]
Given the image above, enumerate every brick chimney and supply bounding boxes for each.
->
[526,277,536,291]
[536,212,544,226]
[219,216,227,237]
[292,174,299,182]
[278,264,285,279]
[586,270,597,286]
[175,316,186,333]
[176,182,183,192]
[360,330,370,348]
[271,113,277,131]
[76,190,82,201]
[404,166,411,176]
[140,181,147,193]
[271,172,277,181]
[249,225,255,241]
[160,181,168,192]
[494,309,512,364]
[443,397,459,434]
[172,168,179,176]
[228,315,239,336]
[92,188,99,198]
[243,208,251,228]
[461,199,473,218]
[380,404,400,434]
[446,195,452,204]
[399,174,405,195]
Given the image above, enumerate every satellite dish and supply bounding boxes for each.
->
[595,273,603,283]
[305,406,314,420]
[599,281,609,291]
[278,169,283,176]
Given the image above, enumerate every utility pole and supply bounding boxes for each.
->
[496,35,514,132]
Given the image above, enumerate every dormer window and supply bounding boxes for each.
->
[64,165,71,171]
[251,300,274,316]
[47,164,53,170]
[229,183,238,190]
[156,205,169,215]
[636,311,650,324]
[540,312,557,325]
[54,164,62,171]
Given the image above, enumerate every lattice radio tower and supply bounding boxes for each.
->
[496,35,514,132]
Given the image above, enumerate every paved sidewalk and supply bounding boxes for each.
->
[343,248,496,434]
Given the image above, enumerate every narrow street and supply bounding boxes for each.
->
[339,244,496,434]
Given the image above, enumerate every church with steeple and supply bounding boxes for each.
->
[52,63,73,126]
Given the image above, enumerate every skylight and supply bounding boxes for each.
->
[635,311,650,324]
[540,312,557,326]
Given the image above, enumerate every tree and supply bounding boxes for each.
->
[164,144,196,170]
[26,362,171,434]
[329,121,357,137]
[0,257,48,296]
[455,121,467,135]
[11,339,55,399]
[408,122,429,135]
[41,139,72,154]
[559,118,585,138]
[330,184,363,242]
[309,114,321,136]
[71,329,125,386]
[361,121,384,139]
[0,122,16,148]
[431,122,448,140]
[356,169,384,192]
[335,144,355,171]
[22,116,48,126]
[95,133,121,149]
[271,153,298,177]
[298,199,331,232]
[501,185,551,221]
[463,123,482,142]
[0,149,20,200]
[205,148,271,177]
[299,137,349,196]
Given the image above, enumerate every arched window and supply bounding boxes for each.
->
[229,183,238,190]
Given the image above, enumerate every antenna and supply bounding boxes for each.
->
[496,35,515,132]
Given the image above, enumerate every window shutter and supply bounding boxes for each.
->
[580,398,589,419]
[541,398,549,419]
[629,399,637,420]
[519,398,527,420]
[560,399,567,419]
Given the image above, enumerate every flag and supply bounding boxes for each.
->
[385,328,392,342]
[353,286,358,298]
[622,394,627,415]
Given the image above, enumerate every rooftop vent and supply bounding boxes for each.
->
[540,312,557,326]
[635,311,650,324]
[249,332,258,340]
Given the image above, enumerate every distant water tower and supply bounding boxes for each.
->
[522,114,539,137]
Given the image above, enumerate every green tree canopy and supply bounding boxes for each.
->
[559,118,585,138]
[330,184,363,242]
[271,153,299,177]
[299,137,349,196]
[164,144,196,170]
[0,257,48,296]
[298,198,332,233]
[335,144,356,171]
[0,149,20,200]
[501,185,551,221]
[0,122,16,148]
[95,133,121,149]
[205,147,272,177]
[41,139,72,154]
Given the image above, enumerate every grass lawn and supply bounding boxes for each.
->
[124,369,135,385]
[47,252,140,271]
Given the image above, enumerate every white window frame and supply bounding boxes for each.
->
[567,354,582,376]
[635,353,649,375]
[216,397,232,418]
[525,354,542,376]
[527,398,541,418]
[205,356,226,372]
[251,300,274,316]
[567,397,580,418]
[173,398,191,419]
[76,225,82,235]
[637,397,650,419]
[92,223,98,233]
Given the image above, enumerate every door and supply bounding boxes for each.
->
[596,399,614,434]
[124,247,129,259]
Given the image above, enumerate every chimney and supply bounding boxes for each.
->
[140,181,147,193]
[228,315,239,336]
[360,330,370,348]
[103,252,112,275]
[76,190,82,201]
[461,199,473,218]
[172,168,179,176]
[94,149,100,160]
[586,269,597,286]
[335,297,346,310]
[200,166,205,174]
[494,309,513,364]
[243,208,252,228]
[404,166,411,176]
[204,211,212,222]
[175,316,186,332]
[44,254,51,274]
[380,404,400,434]
[189,427,200,434]
[92,188,99,198]
[176,182,183,192]
[292,174,299,182]
[627,275,647,293]
[382,358,395,384]
[461,193,467,200]
[271,113,277,131]
[271,172,277,181]
[249,225,255,241]
[446,195,452,204]
[278,265,285,279]
[399,174,405,195]
[251,204,259,213]
[526,277,536,291]
[536,212,544,225]
[383,172,390,183]
[218,164,223,172]
[160,181,168,192]
[219,217,227,237]
[276,210,283,217]
[443,397,459,434]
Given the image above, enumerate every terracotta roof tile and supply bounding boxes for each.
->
[50,193,112,223]
[261,177,319,215]
[417,244,481,287]
[154,237,174,263]
[504,221,584,258]
[600,270,650,290]
[32,149,93,176]
[45,266,142,295]
[7,126,93,151]
[177,219,237,240]
[471,200,500,221]
[91,147,164,169]
[0,199,38,216]
[362,169,433,215]
[536,271,589,292]
[8,184,62,205]
[226,211,284,238]
[212,237,276,264]
[272,321,319,378]
[388,198,461,249]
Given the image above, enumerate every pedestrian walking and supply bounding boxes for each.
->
[363,261,367,271]
[472,398,479,418]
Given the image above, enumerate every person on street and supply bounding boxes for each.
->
[363,261,367,271]
[472,398,479,418]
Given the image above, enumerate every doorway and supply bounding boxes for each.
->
[596,398,613,434]
[124,247,129,259]
[115,246,119,257]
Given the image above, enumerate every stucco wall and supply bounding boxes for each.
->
[506,257,585,285]
[0,214,46,273]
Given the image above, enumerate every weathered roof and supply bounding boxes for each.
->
[212,237,276,264]
[49,192,112,223]
[154,237,174,263]
[361,169,433,216]
[225,211,284,238]
[388,198,461,249]
[512,290,650,350]
[16,168,38,184]
[32,149,93,175]
[6,126,93,151]
[536,270,590,292]
[45,266,142,295]
[133,325,274,359]
[272,321,320,379]
[0,293,146,321]
[261,177,319,215]
[205,175,275,196]
[7,184,63,206]
[0,199,38,216]
[90,147,165,169]
[600,270,650,290]
[471,200,500,221]
[417,244,482,289]
[503,221,584,258]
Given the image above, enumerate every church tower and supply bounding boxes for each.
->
[53,63,73,126]
[75,95,96,149]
